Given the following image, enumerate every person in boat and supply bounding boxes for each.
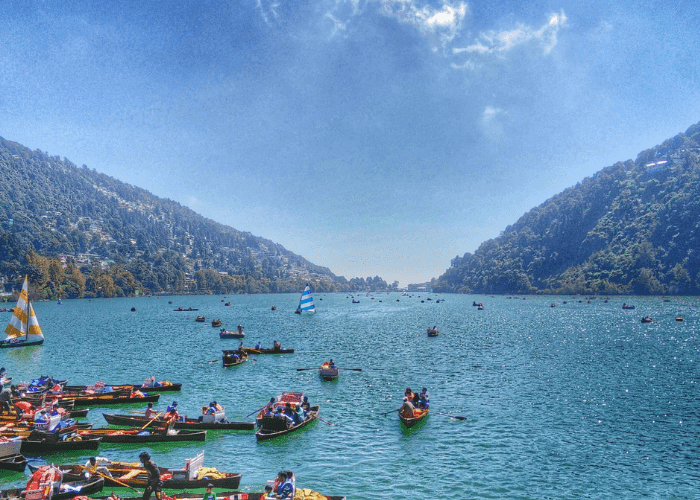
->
[203,483,216,500]
[328,359,336,368]
[255,341,262,350]
[145,402,158,418]
[418,388,430,409]
[0,384,12,415]
[237,324,244,334]
[284,402,300,425]
[166,400,178,412]
[211,401,223,412]
[139,451,162,500]
[270,470,295,499]
[84,456,112,478]
[400,397,415,418]
[238,341,245,352]
[405,387,415,402]
[300,395,311,413]
[273,340,281,351]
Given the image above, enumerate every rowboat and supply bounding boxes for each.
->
[63,381,182,393]
[399,407,429,428]
[45,451,241,490]
[88,492,346,500]
[0,454,27,472]
[222,350,248,367]
[2,466,104,500]
[319,362,339,381]
[20,434,102,453]
[103,413,255,430]
[76,427,207,443]
[427,327,439,337]
[236,347,295,355]
[219,329,245,339]
[211,319,223,327]
[255,392,318,441]
[173,307,198,311]
[195,316,206,322]
[70,393,160,406]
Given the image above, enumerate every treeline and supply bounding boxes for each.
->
[434,121,700,295]
[0,137,391,295]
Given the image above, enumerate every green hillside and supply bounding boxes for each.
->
[434,121,700,295]
[0,137,387,297]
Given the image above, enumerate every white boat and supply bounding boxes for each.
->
[1,276,45,348]
[295,284,316,314]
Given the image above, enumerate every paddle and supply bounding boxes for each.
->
[378,408,401,416]
[140,412,163,430]
[432,411,467,421]
[79,464,142,493]
[245,405,267,417]
[296,367,321,371]
[317,417,334,426]
[338,368,362,371]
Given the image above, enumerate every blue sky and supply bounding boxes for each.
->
[2,1,699,286]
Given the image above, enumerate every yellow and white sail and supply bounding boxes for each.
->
[3,276,44,346]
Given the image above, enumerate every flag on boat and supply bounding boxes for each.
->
[2,276,44,348]
[297,284,316,313]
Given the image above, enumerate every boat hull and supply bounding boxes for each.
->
[255,406,319,441]
[0,454,27,472]
[0,338,44,349]
[103,413,254,430]
[400,409,429,428]
[20,437,102,453]
[78,428,207,443]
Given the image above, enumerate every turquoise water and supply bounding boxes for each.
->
[1,293,699,499]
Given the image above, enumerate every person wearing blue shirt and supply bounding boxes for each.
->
[166,401,178,413]
[419,388,430,409]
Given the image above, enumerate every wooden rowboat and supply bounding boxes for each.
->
[235,347,295,355]
[222,350,248,367]
[102,413,255,430]
[399,408,429,428]
[319,363,339,381]
[76,427,206,443]
[0,476,104,500]
[255,405,319,441]
[63,382,182,393]
[88,490,346,500]
[20,435,102,453]
[0,453,27,472]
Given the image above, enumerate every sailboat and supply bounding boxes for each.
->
[295,284,316,314]
[1,276,45,348]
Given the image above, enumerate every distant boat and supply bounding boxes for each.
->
[295,284,316,314]
[1,276,45,348]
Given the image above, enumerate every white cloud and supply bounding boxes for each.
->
[379,0,469,53]
[453,11,567,68]
[480,106,508,141]
[324,12,347,38]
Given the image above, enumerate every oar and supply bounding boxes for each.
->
[338,368,362,371]
[140,412,163,430]
[84,467,142,494]
[296,367,321,371]
[432,411,467,421]
[317,417,334,426]
[378,408,401,416]
[209,359,219,363]
[245,405,267,417]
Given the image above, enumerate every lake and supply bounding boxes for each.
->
[1,292,698,499]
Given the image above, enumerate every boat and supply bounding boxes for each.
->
[90,492,345,500]
[641,316,653,323]
[235,347,295,355]
[319,362,339,381]
[427,327,439,337]
[352,299,360,304]
[43,451,241,490]
[195,316,206,322]
[26,391,160,407]
[622,303,635,310]
[3,465,104,500]
[294,284,316,314]
[0,453,27,472]
[63,380,182,393]
[102,413,255,430]
[75,426,206,443]
[222,350,247,367]
[20,433,102,453]
[173,307,198,311]
[219,327,245,339]
[399,407,429,428]
[211,319,223,327]
[255,392,319,441]
[1,276,45,348]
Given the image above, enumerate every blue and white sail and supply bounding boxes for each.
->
[297,284,316,314]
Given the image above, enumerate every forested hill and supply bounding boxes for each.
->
[0,137,379,296]
[434,121,700,295]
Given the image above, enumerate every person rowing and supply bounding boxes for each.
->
[145,402,158,418]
